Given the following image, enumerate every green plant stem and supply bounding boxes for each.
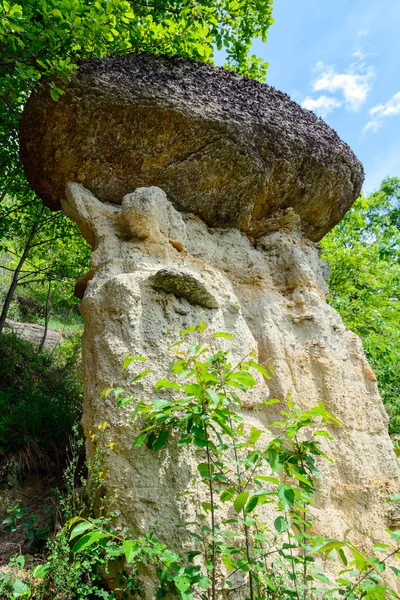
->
[286,520,300,600]
[204,423,216,600]
[228,414,255,600]
[343,546,400,600]
[302,505,307,600]
[223,548,281,582]
[300,456,308,600]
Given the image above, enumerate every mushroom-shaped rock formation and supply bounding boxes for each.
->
[19,55,400,596]
[20,54,363,241]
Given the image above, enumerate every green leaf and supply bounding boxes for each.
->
[117,395,134,407]
[15,555,25,568]
[245,495,259,514]
[212,332,233,339]
[338,548,348,566]
[49,88,59,102]
[12,579,31,598]
[222,554,236,571]
[123,539,139,563]
[248,427,263,444]
[274,516,288,533]
[388,494,400,502]
[277,484,295,510]
[253,475,280,484]
[153,430,169,451]
[247,360,271,379]
[183,383,202,397]
[198,463,212,478]
[72,530,107,552]
[134,433,147,447]
[292,470,312,487]
[259,398,280,407]
[220,488,235,502]
[32,564,50,578]
[313,572,331,584]
[313,430,332,439]
[267,448,282,473]
[174,575,190,592]
[315,540,345,555]
[69,521,94,541]
[350,547,366,570]
[233,491,249,513]
[155,379,181,391]
[180,323,206,335]
[206,388,220,404]
[132,369,152,382]
[123,355,147,369]
[153,398,170,409]
[198,575,210,589]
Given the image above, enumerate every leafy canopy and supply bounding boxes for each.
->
[1,0,273,137]
[321,177,400,434]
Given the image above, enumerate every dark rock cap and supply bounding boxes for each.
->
[20,53,364,241]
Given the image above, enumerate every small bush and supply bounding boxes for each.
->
[0,332,83,469]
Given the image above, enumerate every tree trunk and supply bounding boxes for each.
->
[38,280,51,352]
[0,206,44,334]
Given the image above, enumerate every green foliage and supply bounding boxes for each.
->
[3,325,400,599]
[0,0,273,108]
[1,501,52,551]
[0,195,91,298]
[321,177,400,434]
[126,324,400,599]
[0,189,90,332]
[0,331,82,461]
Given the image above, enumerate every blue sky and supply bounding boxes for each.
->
[249,0,400,194]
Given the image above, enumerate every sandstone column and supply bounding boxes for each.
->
[20,53,400,588]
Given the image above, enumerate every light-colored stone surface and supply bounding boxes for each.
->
[4,319,62,349]
[63,183,400,595]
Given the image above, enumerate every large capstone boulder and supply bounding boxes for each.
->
[20,54,363,241]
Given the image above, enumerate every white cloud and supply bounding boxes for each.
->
[301,95,342,117]
[370,91,400,118]
[363,91,400,134]
[312,61,375,111]
[362,119,382,134]
[352,50,366,62]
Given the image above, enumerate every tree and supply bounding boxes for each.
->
[0,192,90,334]
[0,0,274,328]
[320,178,400,434]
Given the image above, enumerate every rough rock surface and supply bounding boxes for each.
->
[20,54,364,241]
[4,319,62,349]
[61,182,399,596]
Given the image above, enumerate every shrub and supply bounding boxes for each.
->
[0,332,82,469]
[2,325,400,599]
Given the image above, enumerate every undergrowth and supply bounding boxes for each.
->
[0,332,82,471]
[1,324,400,599]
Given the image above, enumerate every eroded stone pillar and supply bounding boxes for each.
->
[19,52,400,595]
[63,181,399,560]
